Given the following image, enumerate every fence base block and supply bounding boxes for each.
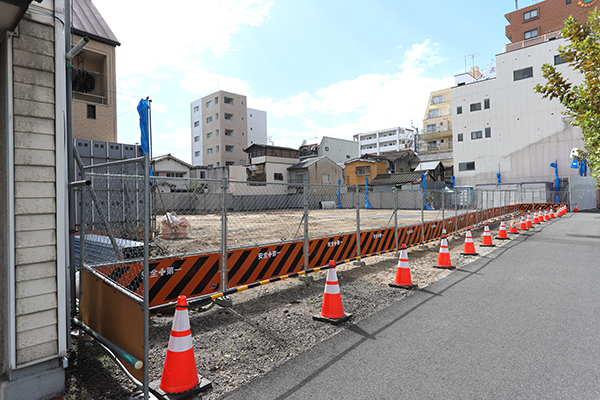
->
[299,275,314,282]
[147,377,212,400]
[215,296,233,308]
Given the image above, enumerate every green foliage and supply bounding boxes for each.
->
[534,10,600,184]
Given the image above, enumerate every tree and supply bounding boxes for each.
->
[534,10,600,184]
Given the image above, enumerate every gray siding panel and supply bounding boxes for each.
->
[16,293,57,315]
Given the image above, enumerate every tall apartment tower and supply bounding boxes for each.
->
[422,88,453,153]
[191,91,267,167]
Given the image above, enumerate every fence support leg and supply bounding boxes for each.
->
[300,181,313,282]
[394,188,399,252]
[354,183,365,266]
[216,176,232,307]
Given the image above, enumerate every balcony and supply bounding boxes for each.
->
[506,31,561,52]
[430,96,449,105]
[424,111,451,120]
[423,141,453,152]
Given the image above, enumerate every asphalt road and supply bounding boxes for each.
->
[222,210,600,400]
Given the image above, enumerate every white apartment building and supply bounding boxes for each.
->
[353,127,415,156]
[452,37,585,187]
[191,92,267,167]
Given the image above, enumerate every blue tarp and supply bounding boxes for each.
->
[550,162,559,203]
[137,99,153,176]
[365,177,372,209]
[337,179,342,208]
[421,173,433,210]
[579,159,587,177]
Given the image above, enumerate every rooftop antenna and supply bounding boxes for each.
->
[464,52,483,72]
[515,0,518,10]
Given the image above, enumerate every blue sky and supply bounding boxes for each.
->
[93,0,523,163]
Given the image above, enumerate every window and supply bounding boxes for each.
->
[194,120,199,127]
[346,155,350,158]
[216,129,219,137]
[216,146,219,153]
[484,98,490,109]
[566,0,571,4]
[426,123,437,133]
[554,54,566,65]
[428,108,440,118]
[485,127,491,138]
[431,95,444,105]
[523,9,538,20]
[208,164,213,168]
[457,106,462,114]
[206,100,212,108]
[215,113,219,120]
[459,162,475,171]
[199,171,206,179]
[224,97,233,105]
[214,96,218,104]
[514,67,533,81]
[216,162,220,167]
[470,102,482,112]
[224,113,233,121]
[87,104,96,119]
[225,129,234,136]
[225,145,234,153]
[206,132,212,139]
[207,148,213,154]
[457,133,463,142]
[166,172,184,178]
[427,141,437,151]
[325,146,329,151]
[193,105,199,113]
[356,166,370,175]
[322,173,330,183]
[194,135,200,142]
[226,161,235,166]
[206,116,212,123]
[524,28,538,40]
[194,151,200,157]
[471,131,482,140]
[274,173,283,181]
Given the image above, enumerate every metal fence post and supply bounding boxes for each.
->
[143,154,150,400]
[394,188,398,250]
[355,183,361,258]
[220,176,228,294]
[303,181,309,272]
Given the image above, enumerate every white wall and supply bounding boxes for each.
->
[452,38,585,187]
[191,99,203,166]
[320,137,359,164]
[247,108,267,146]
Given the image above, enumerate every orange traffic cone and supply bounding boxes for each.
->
[574,203,579,212]
[533,211,540,224]
[544,210,550,221]
[313,261,351,324]
[435,235,454,269]
[508,218,519,234]
[550,209,555,219]
[519,215,528,231]
[155,295,211,396]
[526,213,533,228]
[389,244,417,289]
[461,227,479,256]
[481,223,495,247]
[496,219,509,240]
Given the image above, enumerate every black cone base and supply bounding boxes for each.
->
[313,313,352,325]
[389,283,417,289]
[148,376,212,400]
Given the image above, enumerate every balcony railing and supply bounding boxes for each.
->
[425,124,452,134]
[424,111,451,120]
[506,31,561,52]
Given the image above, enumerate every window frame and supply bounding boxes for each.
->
[458,162,475,171]
[470,102,482,112]
[457,106,462,115]
[524,28,539,40]
[514,67,534,81]
[471,131,483,140]
[523,9,538,21]
[457,133,463,142]
[485,127,491,138]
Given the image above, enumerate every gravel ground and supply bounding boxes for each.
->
[65,217,519,400]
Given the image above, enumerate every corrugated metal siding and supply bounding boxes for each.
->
[12,18,58,365]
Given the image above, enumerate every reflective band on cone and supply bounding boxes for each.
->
[461,227,478,255]
[533,212,540,224]
[519,216,528,230]
[526,213,533,228]
[390,244,417,289]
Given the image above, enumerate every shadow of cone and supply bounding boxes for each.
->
[313,261,351,325]
[481,223,496,247]
[389,244,417,289]
[461,227,479,256]
[434,235,454,269]
[496,219,510,240]
[150,295,211,399]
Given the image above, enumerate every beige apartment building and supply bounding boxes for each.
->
[70,0,120,142]
[199,91,248,168]
[422,88,453,153]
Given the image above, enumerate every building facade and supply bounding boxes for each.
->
[1,1,70,398]
[245,143,299,185]
[422,88,453,154]
[452,36,584,187]
[191,91,268,167]
[353,127,415,156]
[71,0,120,143]
[505,0,595,51]
[298,136,358,165]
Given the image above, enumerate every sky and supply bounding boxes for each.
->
[92,0,530,164]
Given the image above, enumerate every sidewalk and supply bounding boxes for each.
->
[222,211,600,400]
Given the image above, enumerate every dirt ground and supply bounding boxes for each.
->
[152,208,471,256]
[66,215,522,400]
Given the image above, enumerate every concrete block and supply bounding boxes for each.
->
[0,359,64,400]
